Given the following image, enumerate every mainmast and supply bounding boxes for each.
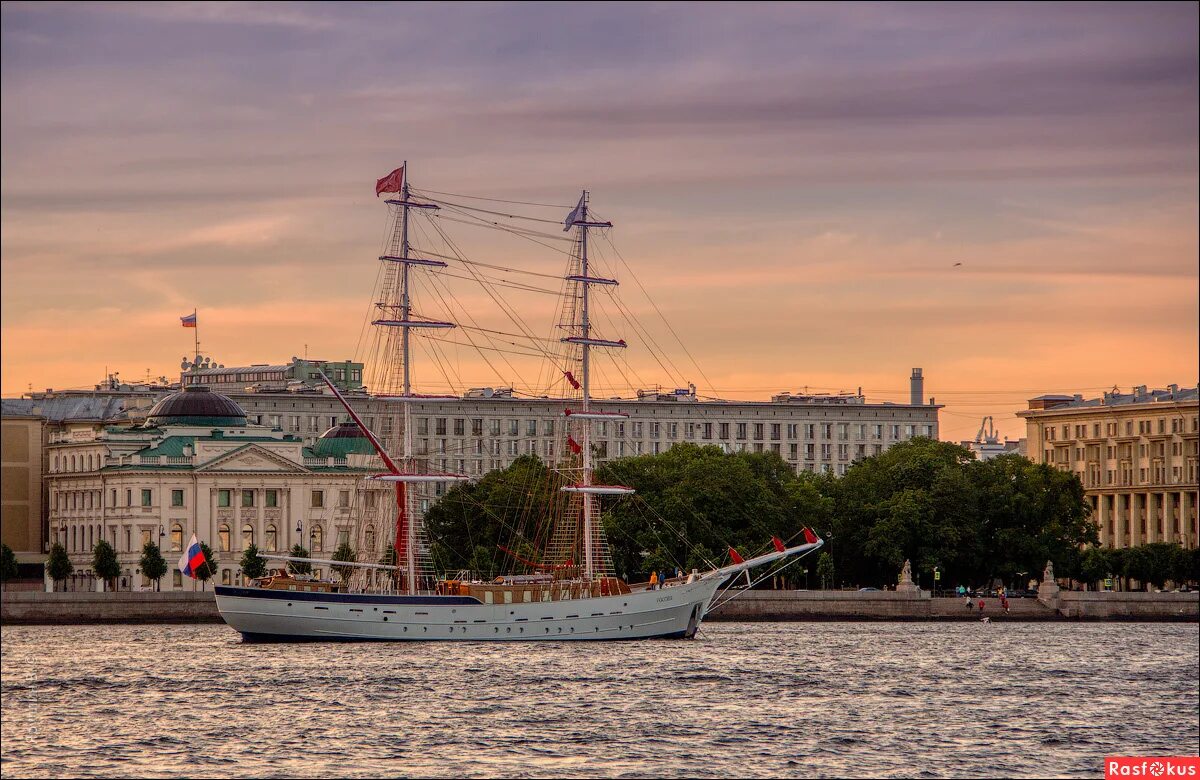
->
[560,190,633,580]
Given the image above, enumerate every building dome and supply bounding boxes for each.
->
[312,421,375,457]
[145,386,248,427]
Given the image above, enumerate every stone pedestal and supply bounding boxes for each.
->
[1037,560,1060,609]
[896,559,920,595]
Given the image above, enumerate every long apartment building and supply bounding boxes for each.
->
[16,368,941,530]
[1018,384,1199,549]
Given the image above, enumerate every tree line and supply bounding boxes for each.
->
[424,438,1199,591]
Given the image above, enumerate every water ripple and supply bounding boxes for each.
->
[2,622,1197,778]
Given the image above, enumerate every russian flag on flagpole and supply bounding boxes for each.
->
[180,311,197,328]
[178,534,206,578]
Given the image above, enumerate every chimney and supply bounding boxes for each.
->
[910,368,924,406]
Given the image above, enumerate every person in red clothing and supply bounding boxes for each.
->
[977,598,985,615]
[1000,593,1010,614]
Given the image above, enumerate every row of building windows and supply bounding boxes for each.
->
[59,520,352,556]
[53,487,385,512]
[1044,416,1199,442]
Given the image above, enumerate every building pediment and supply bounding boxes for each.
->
[196,443,306,473]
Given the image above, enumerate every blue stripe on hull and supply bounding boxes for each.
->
[238,629,692,643]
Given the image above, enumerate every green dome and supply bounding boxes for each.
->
[313,422,376,458]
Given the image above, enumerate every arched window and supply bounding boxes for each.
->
[365,525,376,552]
[170,524,183,552]
[265,524,277,552]
[310,524,323,553]
[241,523,254,550]
[218,524,231,552]
[69,455,75,471]
[221,569,232,586]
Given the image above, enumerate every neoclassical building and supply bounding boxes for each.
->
[1019,384,1199,549]
[45,387,387,590]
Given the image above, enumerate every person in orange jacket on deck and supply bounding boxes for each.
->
[649,571,658,591]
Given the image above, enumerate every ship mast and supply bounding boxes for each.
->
[560,191,632,581]
[370,163,464,593]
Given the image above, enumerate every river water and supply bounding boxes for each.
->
[1,622,1196,778]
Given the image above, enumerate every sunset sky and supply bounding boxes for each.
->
[2,2,1197,444]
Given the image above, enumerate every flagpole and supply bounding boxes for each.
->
[193,308,200,363]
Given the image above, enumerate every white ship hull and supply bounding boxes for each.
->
[214,577,725,642]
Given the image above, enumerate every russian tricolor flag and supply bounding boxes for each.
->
[180,311,197,328]
[178,534,206,578]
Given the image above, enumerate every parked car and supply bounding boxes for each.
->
[858,587,880,592]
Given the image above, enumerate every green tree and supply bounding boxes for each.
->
[0,543,18,590]
[139,541,168,591]
[331,542,357,582]
[1168,545,1192,589]
[92,540,121,592]
[829,438,981,587]
[193,543,218,587]
[1122,545,1153,591]
[46,542,73,590]
[815,551,835,590]
[1140,543,1181,590]
[425,455,568,576]
[1078,546,1114,590]
[240,543,267,581]
[287,544,312,575]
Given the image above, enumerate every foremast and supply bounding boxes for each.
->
[369,163,465,593]
[560,191,633,580]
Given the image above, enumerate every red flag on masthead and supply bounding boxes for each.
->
[564,370,581,390]
[729,547,744,565]
[802,527,819,545]
[567,435,583,454]
[772,536,786,553]
[375,166,405,197]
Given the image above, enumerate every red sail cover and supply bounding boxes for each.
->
[567,435,582,454]
[564,370,581,389]
[772,536,786,553]
[729,547,744,565]
[803,527,818,545]
[376,166,405,197]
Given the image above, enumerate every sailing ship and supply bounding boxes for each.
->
[214,165,822,641]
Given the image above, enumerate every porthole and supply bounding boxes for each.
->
[383,617,388,622]
[422,627,427,632]
[506,627,511,633]
[495,627,499,633]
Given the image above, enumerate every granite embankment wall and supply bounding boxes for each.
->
[706,590,1199,622]
[1,591,222,625]
[2,589,1197,625]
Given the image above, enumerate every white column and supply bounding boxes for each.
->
[1164,492,1177,544]
[1129,492,1142,547]
[1097,494,1110,548]
[1183,490,1196,548]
